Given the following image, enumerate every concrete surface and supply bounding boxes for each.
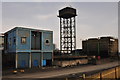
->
[2,61,119,79]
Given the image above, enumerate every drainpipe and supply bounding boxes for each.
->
[29,52,31,68]
[41,51,43,67]
[15,53,18,69]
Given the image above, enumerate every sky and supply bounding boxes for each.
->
[1,2,118,49]
[1,0,120,2]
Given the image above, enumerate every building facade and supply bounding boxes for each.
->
[4,27,53,68]
[99,37,118,57]
[82,37,118,58]
[82,38,99,56]
[0,34,4,49]
[72,49,84,56]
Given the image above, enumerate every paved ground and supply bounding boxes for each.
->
[2,61,119,79]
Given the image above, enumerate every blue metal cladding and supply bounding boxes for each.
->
[16,28,30,51]
[31,53,41,67]
[18,53,29,68]
[33,60,39,67]
[42,60,46,66]
[21,60,26,67]
[42,32,53,52]
[7,29,16,53]
[43,52,52,59]
[5,27,53,68]
[5,27,53,53]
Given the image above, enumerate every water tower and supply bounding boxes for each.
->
[58,7,77,54]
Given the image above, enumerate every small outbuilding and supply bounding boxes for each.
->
[4,27,53,68]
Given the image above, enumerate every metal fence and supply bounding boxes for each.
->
[86,65,120,80]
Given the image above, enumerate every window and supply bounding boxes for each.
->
[46,40,49,44]
[45,39,50,45]
[21,37,27,44]
[9,38,12,46]
[13,37,16,44]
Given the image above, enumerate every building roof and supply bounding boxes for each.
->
[4,27,53,34]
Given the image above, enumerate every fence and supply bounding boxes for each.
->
[86,65,120,80]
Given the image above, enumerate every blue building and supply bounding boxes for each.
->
[4,27,53,68]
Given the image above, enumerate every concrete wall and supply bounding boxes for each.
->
[53,59,88,67]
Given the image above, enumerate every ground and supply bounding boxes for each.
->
[2,60,119,79]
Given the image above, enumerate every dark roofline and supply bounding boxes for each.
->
[4,27,17,34]
[82,36,118,41]
[88,38,98,40]
[100,36,114,39]
[59,6,76,11]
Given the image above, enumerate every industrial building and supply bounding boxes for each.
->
[82,37,118,58]
[4,27,53,68]
[0,33,4,49]
[72,49,84,56]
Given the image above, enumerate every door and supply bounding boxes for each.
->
[21,60,26,67]
[33,60,39,67]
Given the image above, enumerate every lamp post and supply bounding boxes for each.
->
[98,38,100,58]
[97,37,101,64]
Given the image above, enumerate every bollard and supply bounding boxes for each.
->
[65,77,68,80]
[115,67,117,80]
[20,69,25,73]
[13,70,17,74]
[83,74,86,80]
[100,72,102,80]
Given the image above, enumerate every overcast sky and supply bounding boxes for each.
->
[2,2,118,49]
[1,0,119,2]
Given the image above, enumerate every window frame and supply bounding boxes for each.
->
[13,37,16,45]
[21,37,27,44]
[45,39,50,45]
[9,38,12,46]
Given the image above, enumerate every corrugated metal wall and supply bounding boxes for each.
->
[7,30,16,52]
[31,53,41,67]
[42,32,53,52]
[18,53,29,68]
[17,29,30,50]
[43,52,52,60]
